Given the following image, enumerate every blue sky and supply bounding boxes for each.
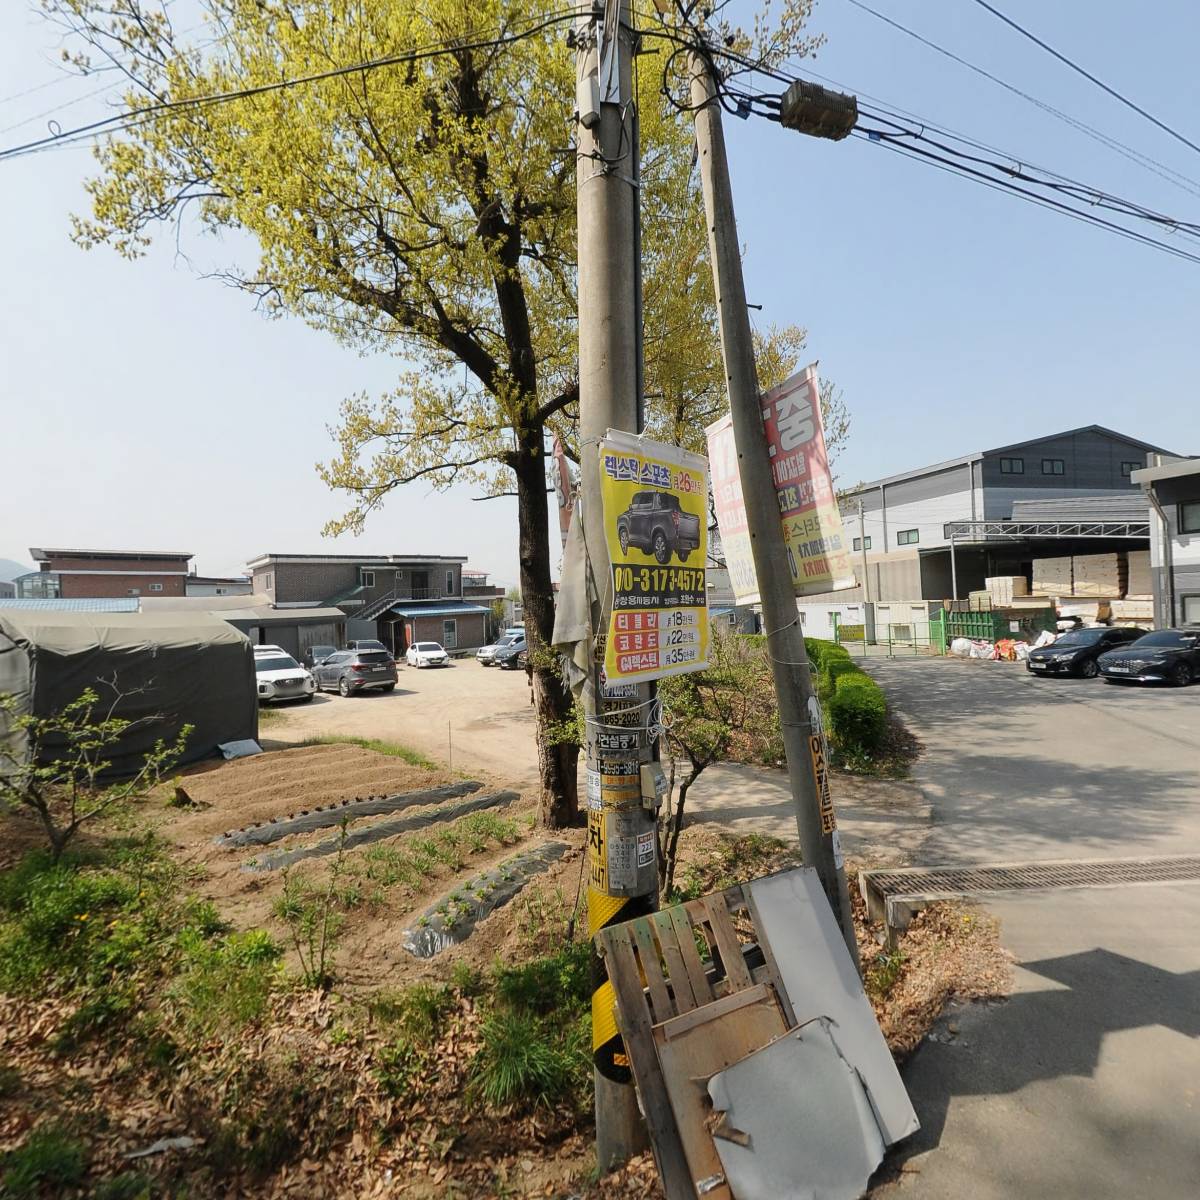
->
[2,1,1197,583]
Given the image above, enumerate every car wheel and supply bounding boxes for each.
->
[653,532,670,564]
[301,694,315,703]
[338,678,351,697]
[618,527,629,556]
[1079,658,1099,679]
[381,683,396,693]
[1170,662,1193,687]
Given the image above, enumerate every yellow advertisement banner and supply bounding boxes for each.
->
[599,431,711,684]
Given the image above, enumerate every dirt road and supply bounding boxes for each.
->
[264,658,930,864]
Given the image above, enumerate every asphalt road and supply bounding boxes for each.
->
[864,656,1200,1200]
[867,655,1200,863]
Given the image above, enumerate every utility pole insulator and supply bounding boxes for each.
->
[779,79,859,140]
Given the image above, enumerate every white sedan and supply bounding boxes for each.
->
[406,641,450,668]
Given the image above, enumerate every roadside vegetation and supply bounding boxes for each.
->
[294,733,435,770]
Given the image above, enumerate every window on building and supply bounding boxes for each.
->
[442,619,458,649]
[1120,461,1141,477]
[1180,501,1200,534]
[1041,458,1065,476]
[999,457,1024,474]
[149,583,163,592]
[215,588,226,596]
[852,536,872,551]
[361,570,375,588]
[264,573,273,590]
[446,570,455,595]
[1182,595,1200,624]
[127,588,141,596]
[897,529,920,546]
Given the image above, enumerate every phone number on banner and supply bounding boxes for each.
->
[612,610,704,675]
[612,565,706,609]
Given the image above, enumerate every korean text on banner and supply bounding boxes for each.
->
[707,363,855,602]
[599,431,711,683]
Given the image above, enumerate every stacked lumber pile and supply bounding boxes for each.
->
[1071,552,1127,598]
[1032,556,1073,596]
[985,576,1028,606]
[1110,599,1154,621]
[1126,550,1153,599]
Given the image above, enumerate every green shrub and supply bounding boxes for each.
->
[827,672,888,760]
[1,1125,87,1198]
[368,982,453,1044]
[92,1171,152,1200]
[492,942,591,1015]
[172,928,281,1033]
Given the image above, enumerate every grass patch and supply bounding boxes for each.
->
[493,942,590,1015]
[368,982,454,1044]
[171,928,281,1034]
[296,734,435,769]
[470,1008,589,1109]
[671,831,796,903]
[1,1125,87,1198]
[92,1172,153,1200]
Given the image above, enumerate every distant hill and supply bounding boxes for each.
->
[0,558,32,583]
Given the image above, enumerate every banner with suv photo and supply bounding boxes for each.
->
[599,430,711,683]
[707,362,855,602]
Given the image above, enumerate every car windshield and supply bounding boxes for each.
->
[354,641,385,650]
[1054,629,1105,646]
[494,635,515,647]
[1131,631,1193,649]
[415,643,443,652]
[356,651,392,663]
[256,655,300,672]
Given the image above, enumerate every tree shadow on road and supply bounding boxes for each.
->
[885,943,1200,1167]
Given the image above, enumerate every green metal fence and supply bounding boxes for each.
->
[835,622,940,658]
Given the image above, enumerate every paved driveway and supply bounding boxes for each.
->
[867,655,1200,863]
[863,656,1200,1200]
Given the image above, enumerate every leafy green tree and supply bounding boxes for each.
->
[656,634,780,896]
[0,685,191,860]
[43,0,821,827]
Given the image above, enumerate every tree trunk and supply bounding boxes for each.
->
[513,426,580,828]
[663,760,702,899]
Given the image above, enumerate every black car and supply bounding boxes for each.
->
[1097,628,1200,686]
[616,492,701,564]
[1026,626,1148,678]
[312,649,398,696]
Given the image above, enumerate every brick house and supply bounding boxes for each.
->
[22,547,193,599]
[244,553,491,654]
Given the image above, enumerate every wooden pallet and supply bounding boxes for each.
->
[597,887,799,1200]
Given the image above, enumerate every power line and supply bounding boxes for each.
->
[968,0,1200,159]
[0,10,581,164]
[841,0,1200,200]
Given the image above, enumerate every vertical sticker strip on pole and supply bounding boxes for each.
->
[598,430,711,685]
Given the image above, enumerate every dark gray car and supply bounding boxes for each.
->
[313,649,398,696]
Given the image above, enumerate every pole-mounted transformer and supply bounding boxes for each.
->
[778,79,859,140]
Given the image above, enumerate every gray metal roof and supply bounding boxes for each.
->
[0,597,140,612]
[1009,494,1150,523]
[842,425,1175,496]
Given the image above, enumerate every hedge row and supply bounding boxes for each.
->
[804,637,889,762]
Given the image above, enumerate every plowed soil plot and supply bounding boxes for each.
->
[160,744,578,989]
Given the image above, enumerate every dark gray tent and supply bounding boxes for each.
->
[0,610,257,775]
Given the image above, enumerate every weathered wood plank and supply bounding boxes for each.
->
[652,909,697,1013]
[631,918,674,1024]
[600,925,696,1200]
[701,894,753,989]
[668,905,715,1007]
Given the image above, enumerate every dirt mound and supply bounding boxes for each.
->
[167,743,457,840]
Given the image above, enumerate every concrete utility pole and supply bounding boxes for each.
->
[689,51,859,961]
[575,0,657,1170]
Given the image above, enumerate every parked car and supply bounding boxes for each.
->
[477,631,519,666]
[497,637,530,670]
[616,491,701,564]
[1097,628,1200,686]
[1026,626,1148,678]
[313,649,398,696]
[253,644,287,657]
[347,639,389,653]
[305,644,337,668]
[254,651,316,704]
[407,641,449,668]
